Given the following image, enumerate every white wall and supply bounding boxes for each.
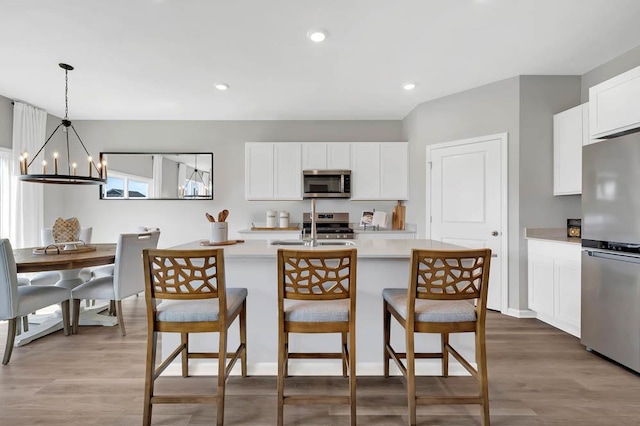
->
[43,120,404,247]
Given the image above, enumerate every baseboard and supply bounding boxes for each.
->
[164,360,474,377]
[505,308,537,318]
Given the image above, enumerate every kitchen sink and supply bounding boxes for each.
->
[270,240,355,247]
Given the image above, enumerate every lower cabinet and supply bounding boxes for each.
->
[527,239,581,337]
[355,231,416,240]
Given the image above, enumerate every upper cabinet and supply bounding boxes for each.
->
[351,142,408,200]
[589,65,640,139]
[245,143,302,200]
[553,103,588,195]
[301,143,351,170]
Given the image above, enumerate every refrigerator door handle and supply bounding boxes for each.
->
[585,249,640,264]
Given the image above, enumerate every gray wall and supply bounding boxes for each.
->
[581,45,640,102]
[0,95,11,149]
[402,76,523,309]
[44,120,404,246]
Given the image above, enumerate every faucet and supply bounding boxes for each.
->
[310,198,318,247]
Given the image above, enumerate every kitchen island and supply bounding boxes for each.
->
[163,239,477,376]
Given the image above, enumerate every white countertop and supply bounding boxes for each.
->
[525,228,581,245]
[171,238,462,259]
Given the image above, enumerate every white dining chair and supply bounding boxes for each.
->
[29,227,93,287]
[0,238,71,365]
[70,230,160,336]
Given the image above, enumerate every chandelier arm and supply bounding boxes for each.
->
[26,123,63,167]
[65,126,71,174]
[70,124,100,173]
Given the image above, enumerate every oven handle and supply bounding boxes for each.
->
[585,249,640,264]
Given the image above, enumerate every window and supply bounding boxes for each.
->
[0,148,12,238]
[102,171,152,199]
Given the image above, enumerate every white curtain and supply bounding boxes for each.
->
[0,148,12,239]
[10,102,46,248]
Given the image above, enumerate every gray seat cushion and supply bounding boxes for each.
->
[71,276,115,301]
[17,285,71,317]
[156,288,248,322]
[284,299,350,323]
[382,288,476,323]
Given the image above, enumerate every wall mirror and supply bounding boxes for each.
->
[99,152,213,200]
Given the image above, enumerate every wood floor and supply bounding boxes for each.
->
[1,297,639,425]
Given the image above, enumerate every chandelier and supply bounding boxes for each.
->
[182,154,210,198]
[18,63,106,185]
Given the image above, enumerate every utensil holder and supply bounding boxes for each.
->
[210,222,228,243]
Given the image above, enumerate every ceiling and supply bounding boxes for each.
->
[1,0,640,120]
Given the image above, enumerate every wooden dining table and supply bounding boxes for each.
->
[13,243,117,346]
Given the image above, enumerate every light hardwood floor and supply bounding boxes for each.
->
[1,297,639,425]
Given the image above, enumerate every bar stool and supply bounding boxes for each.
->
[277,248,357,426]
[382,248,492,426]
[141,248,247,426]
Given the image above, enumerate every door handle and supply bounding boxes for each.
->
[491,231,499,236]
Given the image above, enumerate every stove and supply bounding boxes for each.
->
[302,212,354,240]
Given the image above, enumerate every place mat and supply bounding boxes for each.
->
[199,239,245,246]
[32,244,97,255]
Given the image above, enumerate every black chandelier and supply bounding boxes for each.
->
[182,154,210,198]
[18,63,106,185]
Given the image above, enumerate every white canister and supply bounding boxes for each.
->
[279,211,290,228]
[266,210,278,228]
[210,222,228,244]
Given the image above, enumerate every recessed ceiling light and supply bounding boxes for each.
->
[307,29,328,43]
[215,83,229,91]
[402,82,417,91]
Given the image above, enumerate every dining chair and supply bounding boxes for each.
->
[29,227,93,287]
[70,230,160,336]
[141,248,247,426]
[382,248,492,426]
[0,238,71,365]
[277,248,357,426]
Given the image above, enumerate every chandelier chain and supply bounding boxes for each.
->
[64,68,69,119]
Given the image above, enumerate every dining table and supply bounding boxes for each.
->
[13,243,117,346]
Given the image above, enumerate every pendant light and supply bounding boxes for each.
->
[182,154,210,198]
[18,63,107,185]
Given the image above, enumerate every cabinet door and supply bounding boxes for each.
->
[351,143,381,200]
[301,143,327,170]
[245,143,274,200]
[553,105,584,195]
[554,247,581,334]
[274,143,302,200]
[326,143,351,169]
[380,143,409,200]
[528,242,555,317]
[589,65,640,138]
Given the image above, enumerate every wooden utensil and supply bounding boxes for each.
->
[206,213,215,223]
[218,209,229,222]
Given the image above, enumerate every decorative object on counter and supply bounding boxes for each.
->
[359,210,374,227]
[210,222,228,244]
[567,218,581,238]
[218,209,229,222]
[205,212,215,222]
[18,63,106,185]
[279,211,290,228]
[200,239,245,246]
[372,211,388,229]
[266,210,278,228]
[392,200,406,230]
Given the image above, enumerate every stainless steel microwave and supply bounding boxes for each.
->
[303,170,351,198]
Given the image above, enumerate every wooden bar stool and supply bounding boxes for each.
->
[382,248,492,426]
[142,248,247,426]
[277,248,357,426]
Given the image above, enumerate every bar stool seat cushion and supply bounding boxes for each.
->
[16,286,71,317]
[156,288,247,322]
[284,299,350,323]
[382,288,476,323]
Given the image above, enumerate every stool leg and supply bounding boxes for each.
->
[407,328,416,426]
[283,332,289,378]
[240,300,247,378]
[217,328,227,426]
[181,332,189,377]
[277,324,285,426]
[383,300,391,378]
[143,331,158,426]
[349,327,357,425]
[441,333,449,377]
[477,329,490,426]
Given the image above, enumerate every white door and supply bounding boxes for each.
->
[428,134,507,312]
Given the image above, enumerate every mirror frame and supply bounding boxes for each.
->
[98,152,213,200]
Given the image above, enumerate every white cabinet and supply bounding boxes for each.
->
[589,65,640,139]
[351,142,408,200]
[245,143,302,200]
[527,239,581,337]
[355,231,416,240]
[301,143,351,170]
[553,103,588,195]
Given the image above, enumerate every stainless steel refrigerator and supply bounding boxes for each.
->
[582,131,640,373]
